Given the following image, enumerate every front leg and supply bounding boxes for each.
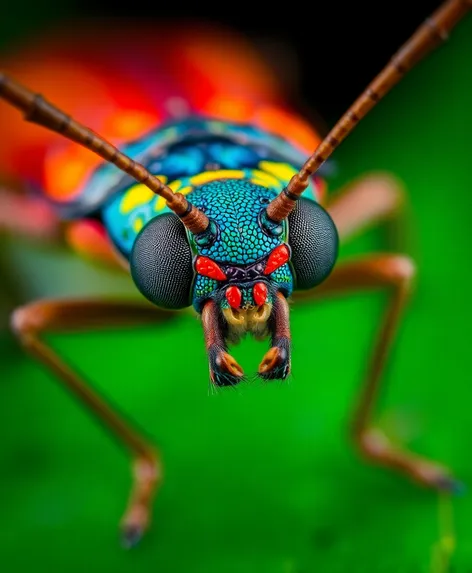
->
[258,291,291,380]
[10,298,178,547]
[201,300,244,387]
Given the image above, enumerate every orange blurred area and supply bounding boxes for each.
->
[173,26,282,109]
[0,60,110,185]
[0,21,320,205]
[44,109,160,202]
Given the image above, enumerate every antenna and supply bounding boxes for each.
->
[266,0,472,222]
[0,73,209,235]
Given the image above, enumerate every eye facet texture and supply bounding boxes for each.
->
[130,214,194,309]
[288,198,339,290]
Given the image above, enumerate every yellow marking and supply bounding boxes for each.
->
[120,185,155,214]
[168,179,183,191]
[250,178,272,188]
[178,185,193,196]
[259,161,297,183]
[250,169,281,188]
[190,169,245,186]
[120,175,167,214]
[132,218,144,233]
[154,196,167,212]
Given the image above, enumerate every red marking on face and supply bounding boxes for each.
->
[253,282,268,306]
[196,256,227,281]
[264,244,290,275]
[226,285,242,309]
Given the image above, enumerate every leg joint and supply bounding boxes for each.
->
[382,255,416,286]
[10,304,42,341]
[134,447,162,486]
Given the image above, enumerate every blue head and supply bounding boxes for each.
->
[189,179,293,343]
[130,178,338,383]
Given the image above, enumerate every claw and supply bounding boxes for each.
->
[410,460,466,495]
[258,347,281,374]
[121,524,144,549]
[258,342,290,380]
[216,351,244,378]
[120,499,151,549]
[434,475,467,495]
[210,348,245,387]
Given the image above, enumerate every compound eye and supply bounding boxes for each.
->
[263,244,291,275]
[130,214,194,309]
[195,257,227,281]
[287,198,338,289]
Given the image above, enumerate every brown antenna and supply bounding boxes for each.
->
[266,0,472,223]
[0,73,209,235]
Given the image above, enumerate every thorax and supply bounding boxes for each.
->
[100,117,323,259]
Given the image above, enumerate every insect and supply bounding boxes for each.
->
[0,0,470,549]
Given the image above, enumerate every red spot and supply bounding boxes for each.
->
[196,256,227,281]
[226,286,242,309]
[253,282,268,306]
[264,244,290,275]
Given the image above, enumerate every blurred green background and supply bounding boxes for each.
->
[1,5,472,573]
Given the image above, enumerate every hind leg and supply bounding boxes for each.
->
[11,298,177,547]
[322,171,405,242]
[294,173,460,491]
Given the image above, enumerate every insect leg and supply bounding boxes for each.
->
[258,291,291,380]
[293,173,460,490]
[294,254,460,491]
[10,298,177,547]
[323,172,405,243]
[202,299,244,387]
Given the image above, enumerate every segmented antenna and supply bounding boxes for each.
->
[266,0,472,222]
[0,74,209,235]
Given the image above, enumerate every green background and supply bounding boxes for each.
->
[1,9,472,573]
